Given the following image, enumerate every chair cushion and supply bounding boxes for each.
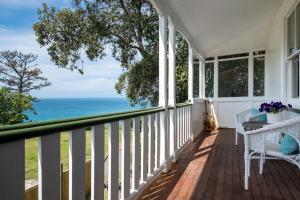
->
[280,134,299,155]
[251,108,267,122]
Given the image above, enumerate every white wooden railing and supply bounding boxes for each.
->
[0,102,202,200]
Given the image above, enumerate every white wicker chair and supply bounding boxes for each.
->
[243,113,300,190]
[235,108,267,145]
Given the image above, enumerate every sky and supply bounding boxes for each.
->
[0,0,124,98]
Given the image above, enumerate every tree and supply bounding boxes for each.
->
[33,0,189,106]
[0,88,35,125]
[0,50,51,94]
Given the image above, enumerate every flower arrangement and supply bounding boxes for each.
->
[259,101,292,114]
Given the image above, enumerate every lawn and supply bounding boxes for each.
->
[25,129,111,180]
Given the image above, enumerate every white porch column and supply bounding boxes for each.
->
[199,59,204,98]
[188,45,194,101]
[214,57,218,98]
[248,52,254,98]
[159,14,170,172]
[168,16,177,162]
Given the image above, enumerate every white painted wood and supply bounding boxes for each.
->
[183,107,187,142]
[168,16,177,161]
[0,140,24,200]
[178,108,182,146]
[69,128,86,200]
[155,113,160,170]
[132,117,140,191]
[121,119,130,200]
[38,133,60,200]
[141,115,149,183]
[148,114,155,175]
[91,125,104,200]
[168,15,176,106]
[159,111,168,168]
[249,52,254,97]
[169,109,176,161]
[108,122,119,200]
[159,14,167,107]
[214,57,219,98]
[188,45,194,100]
[188,106,191,139]
[178,108,182,147]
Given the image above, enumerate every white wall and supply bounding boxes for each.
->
[211,99,273,128]
[266,0,298,101]
[191,99,205,135]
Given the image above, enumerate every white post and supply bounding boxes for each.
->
[168,16,177,162]
[188,45,194,140]
[188,45,194,101]
[214,57,218,98]
[199,60,205,98]
[159,14,170,172]
[248,51,254,98]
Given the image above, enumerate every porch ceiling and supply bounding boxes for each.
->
[163,0,283,57]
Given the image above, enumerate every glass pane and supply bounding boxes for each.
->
[297,4,300,50]
[205,62,214,98]
[193,62,199,98]
[253,57,265,96]
[288,11,295,55]
[218,59,248,97]
[291,56,299,98]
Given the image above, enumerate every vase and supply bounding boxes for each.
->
[267,112,282,123]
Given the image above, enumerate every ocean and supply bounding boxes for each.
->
[26,98,143,122]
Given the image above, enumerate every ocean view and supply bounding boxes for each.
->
[26,98,144,122]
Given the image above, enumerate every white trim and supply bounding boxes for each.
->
[188,45,194,101]
[213,57,218,98]
[248,52,254,98]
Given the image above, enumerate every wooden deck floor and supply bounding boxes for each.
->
[138,129,300,200]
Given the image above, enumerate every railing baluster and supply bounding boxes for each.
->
[132,117,140,191]
[91,125,104,200]
[179,108,182,147]
[155,113,160,170]
[170,108,177,161]
[177,108,180,147]
[189,106,191,139]
[148,114,155,175]
[183,107,186,143]
[141,115,149,183]
[108,121,119,200]
[121,119,131,200]
[0,140,24,200]
[69,128,86,200]
[38,133,60,200]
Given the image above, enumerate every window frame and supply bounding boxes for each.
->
[286,2,300,104]
[204,51,266,101]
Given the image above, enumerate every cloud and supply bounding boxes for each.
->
[0,28,123,98]
[0,0,71,9]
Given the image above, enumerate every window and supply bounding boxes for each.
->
[205,62,214,98]
[218,59,248,97]
[291,56,299,98]
[253,56,265,96]
[288,11,295,55]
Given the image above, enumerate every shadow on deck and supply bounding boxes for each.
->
[138,129,300,200]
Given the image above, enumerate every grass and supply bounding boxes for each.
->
[25,129,112,180]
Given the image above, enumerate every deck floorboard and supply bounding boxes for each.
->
[137,129,300,200]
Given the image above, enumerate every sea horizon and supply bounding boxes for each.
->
[26,97,146,122]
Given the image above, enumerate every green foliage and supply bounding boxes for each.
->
[33,0,190,106]
[0,88,35,125]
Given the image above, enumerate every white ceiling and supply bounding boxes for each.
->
[165,0,284,57]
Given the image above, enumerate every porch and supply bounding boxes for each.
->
[139,129,300,200]
[1,0,300,199]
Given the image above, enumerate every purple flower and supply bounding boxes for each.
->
[259,102,291,114]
